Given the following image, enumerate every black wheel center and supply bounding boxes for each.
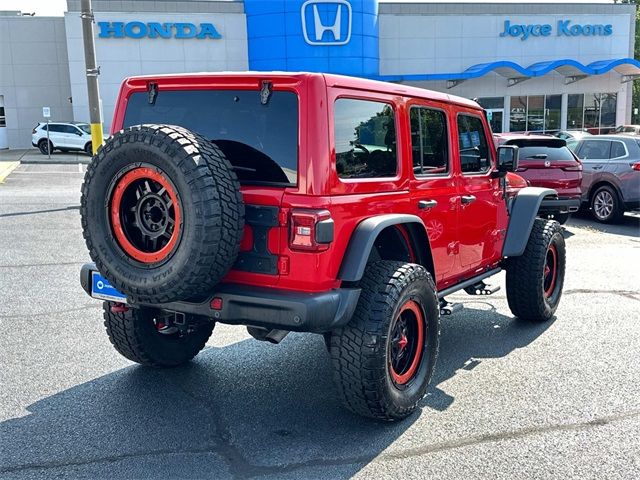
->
[137,195,168,235]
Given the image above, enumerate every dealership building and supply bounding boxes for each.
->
[0,0,638,149]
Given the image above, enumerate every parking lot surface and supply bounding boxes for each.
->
[1,164,639,479]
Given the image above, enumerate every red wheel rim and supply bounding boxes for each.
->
[543,243,558,298]
[110,167,181,263]
[389,300,425,386]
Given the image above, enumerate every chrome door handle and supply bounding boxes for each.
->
[418,200,438,210]
[461,195,476,205]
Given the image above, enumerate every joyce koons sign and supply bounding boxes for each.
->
[500,19,613,41]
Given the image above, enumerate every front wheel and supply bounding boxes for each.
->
[506,219,565,322]
[84,142,93,155]
[103,303,214,367]
[328,261,440,421]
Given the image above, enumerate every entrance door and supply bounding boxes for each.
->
[487,109,504,134]
[0,96,7,149]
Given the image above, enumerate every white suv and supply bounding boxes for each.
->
[32,122,95,155]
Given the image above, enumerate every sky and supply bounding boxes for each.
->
[0,0,622,17]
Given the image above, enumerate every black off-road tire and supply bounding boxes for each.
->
[506,219,565,322]
[38,139,53,155]
[329,261,440,421]
[81,124,244,303]
[590,185,624,224]
[103,303,214,367]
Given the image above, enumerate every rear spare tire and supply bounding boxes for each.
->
[81,124,244,303]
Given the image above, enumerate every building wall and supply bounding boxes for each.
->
[378,2,636,126]
[64,1,248,132]
[0,16,72,149]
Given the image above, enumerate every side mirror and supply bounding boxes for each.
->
[497,145,519,172]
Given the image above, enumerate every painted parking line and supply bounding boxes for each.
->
[0,162,20,183]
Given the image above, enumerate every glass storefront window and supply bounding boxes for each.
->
[510,96,527,132]
[526,95,545,132]
[477,97,503,110]
[544,95,561,132]
[583,93,601,130]
[600,93,617,130]
[567,94,584,130]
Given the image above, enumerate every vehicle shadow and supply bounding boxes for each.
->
[423,302,554,411]
[0,305,552,479]
[568,211,640,238]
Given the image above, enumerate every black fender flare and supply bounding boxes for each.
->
[338,214,432,282]
[503,187,557,257]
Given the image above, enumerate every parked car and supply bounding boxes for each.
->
[495,134,582,223]
[78,72,569,421]
[554,130,592,141]
[32,121,95,155]
[611,125,640,136]
[571,135,640,223]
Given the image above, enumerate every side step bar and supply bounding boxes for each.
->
[436,268,502,299]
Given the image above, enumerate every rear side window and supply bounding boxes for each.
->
[610,141,626,159]
[579,140,611,160]
[457,115,491,173]
[334,98,397,179]
[123,89,299,186]
[48,124,64,133]
[517,145,576,161]
[410,107,449,176]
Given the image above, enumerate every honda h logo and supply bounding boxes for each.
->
[301,0,352,46]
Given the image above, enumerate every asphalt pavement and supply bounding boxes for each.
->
[1,164,639,479]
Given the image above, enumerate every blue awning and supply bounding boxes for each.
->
[376,58,640,83]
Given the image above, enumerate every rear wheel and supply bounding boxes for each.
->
[506,219,565,322]
[590,185,624,223]
[103,303,214,367]
[38,139,53,155]
[329,261,440,421]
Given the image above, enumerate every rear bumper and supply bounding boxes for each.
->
[539,196,581,214]
[80,263,360,333]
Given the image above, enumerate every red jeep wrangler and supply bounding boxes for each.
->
[80,73,566,421]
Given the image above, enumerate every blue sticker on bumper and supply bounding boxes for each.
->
[91,271,126,302]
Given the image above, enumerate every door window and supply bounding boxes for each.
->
[457,115,491,173]
[47,124,64,133]
[334,98,397,179]
[409,107,448,176]
[580,140,611,160]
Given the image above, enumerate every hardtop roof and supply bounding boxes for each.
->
[121,71,480,110]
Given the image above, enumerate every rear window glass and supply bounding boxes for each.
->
[334,98,397,179]
[518,145,576,161]
[123,90,299,186]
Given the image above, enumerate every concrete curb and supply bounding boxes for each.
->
[19,158,91,165]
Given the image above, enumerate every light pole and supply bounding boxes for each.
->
[80,0,103,155]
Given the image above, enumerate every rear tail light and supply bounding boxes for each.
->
[290,209,333,251]
[562,164,583,172]
[632,162,640,172]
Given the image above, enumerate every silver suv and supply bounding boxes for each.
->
[570,135,640,223]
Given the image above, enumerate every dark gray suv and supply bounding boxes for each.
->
[569,135,640,223]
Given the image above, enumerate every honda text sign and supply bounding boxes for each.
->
[301,0,352,46]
